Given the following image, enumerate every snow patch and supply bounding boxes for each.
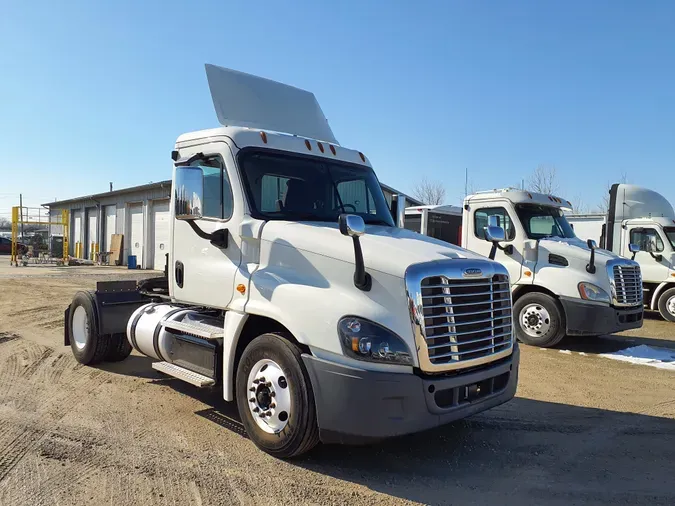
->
[559,350,572,354]
[600,345,675,371]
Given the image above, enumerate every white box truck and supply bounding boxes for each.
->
[63,65,519,458]
[404,188,644,348]
[567,184,675,322]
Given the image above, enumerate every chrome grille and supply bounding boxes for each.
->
[612,264,642,306]
[420,274,512,365]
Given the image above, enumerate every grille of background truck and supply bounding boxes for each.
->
[612,264,642,306]
[420,274,512,365]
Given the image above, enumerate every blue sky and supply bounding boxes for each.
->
[1,0,674,218]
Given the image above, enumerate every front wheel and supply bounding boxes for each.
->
[513,292,566,348]
[235,333,319,458]
[657,287,675,322]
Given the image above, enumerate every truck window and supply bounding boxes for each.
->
[664,227,675,250]
[189,157,233,220]
[514,204,575,240]
[237,150,395,226]
[474,207,515,241]
[631,228,664,252]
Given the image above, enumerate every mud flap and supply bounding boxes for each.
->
[64,307,71,346]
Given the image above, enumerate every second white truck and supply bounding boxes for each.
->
[568,184,675,322]
[405,188,644,347]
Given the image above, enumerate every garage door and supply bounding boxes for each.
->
[104,205,116,252]
[151,200,170,270]
[72,211,82,257]
[129,204,144,268]
[86,208,97,259]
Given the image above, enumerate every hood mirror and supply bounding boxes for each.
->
[339,214,371,291]
[586,239,597,274]
[629,243,640,260]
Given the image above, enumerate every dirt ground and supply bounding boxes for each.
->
[0,263,674,505]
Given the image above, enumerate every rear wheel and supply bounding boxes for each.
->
[68,292,110,365]
[235,333,319,458]
[657,287,675,322]
[105,333,133,362]
[513,292,566,348]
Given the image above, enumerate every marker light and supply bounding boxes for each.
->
[330,145,336,155]
[358,152,366,162]
[260,131,267,144]
[305,139,312,150]
[317,142,324,153]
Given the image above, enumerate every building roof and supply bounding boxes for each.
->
[43,180,172,207]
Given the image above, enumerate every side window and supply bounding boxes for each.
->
[336,179,376,214]
[630,228,664,252]
[474,207,516,241]
[189,157,233,220]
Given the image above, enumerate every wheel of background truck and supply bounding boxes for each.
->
[657,287,675,322]
[104,333,133,362]
[68,291,110,365]
[513,292,566,348]
[235,333,319,458]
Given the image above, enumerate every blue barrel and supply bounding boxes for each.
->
[127,255,137,269]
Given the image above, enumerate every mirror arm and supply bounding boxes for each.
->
[649,251,663,262]
[186,220,228,249]
[631,251,637,260]
[586,248,596,274]
[352,237,372,291]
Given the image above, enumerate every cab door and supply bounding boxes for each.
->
[170,142,243,309]
[623,226,671,283]
[470,205,524,284]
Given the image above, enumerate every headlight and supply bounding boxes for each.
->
[578,282,610,303]
[338,317,413,365]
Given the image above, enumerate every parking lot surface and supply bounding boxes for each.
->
[0,264,673,505]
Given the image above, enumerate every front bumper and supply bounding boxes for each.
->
[302,344,519,444]
[560,297,643,336]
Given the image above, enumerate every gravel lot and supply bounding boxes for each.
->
[0,263,674,505]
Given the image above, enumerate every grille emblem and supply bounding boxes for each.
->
[463,268,483,277]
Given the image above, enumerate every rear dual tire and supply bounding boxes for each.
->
[67,292,133,365]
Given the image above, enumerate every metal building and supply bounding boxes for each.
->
[44,180,419,270]
[44,181,171,270]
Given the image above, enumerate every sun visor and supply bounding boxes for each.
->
[205,64,338,145]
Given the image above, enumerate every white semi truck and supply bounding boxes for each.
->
[404,188,644,348]
[63,65,519,458]
[567,184,675,322]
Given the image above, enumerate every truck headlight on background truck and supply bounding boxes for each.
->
[338,317,413,365]
[578,282,610,303]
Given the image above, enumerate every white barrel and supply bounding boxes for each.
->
[126,303,192,361]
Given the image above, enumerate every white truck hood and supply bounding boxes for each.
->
[538,237,621,265]
[261,221,487,279]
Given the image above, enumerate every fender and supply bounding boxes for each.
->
[650,281,675,310]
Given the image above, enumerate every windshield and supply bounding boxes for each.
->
[238,150,395,226]
[515,204,576,240]
[664,227,675,249]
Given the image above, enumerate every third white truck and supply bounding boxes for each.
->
[568,184,675,322]
[404,188,644,347]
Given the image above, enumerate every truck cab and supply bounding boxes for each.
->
[64,65,519,458]
[568,184,675,322]
[406,188,644,347]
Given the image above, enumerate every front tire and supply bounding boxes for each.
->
[657,287,675,322]
[67,292,110,365]
[513,292,566,347]
[235,333,319,458]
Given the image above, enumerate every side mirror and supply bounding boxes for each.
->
[175,167,205,220]
[338,214,370,291]
[485,225,506,243]
[628,243,640,253]
[586,239,597,274]
[339,214,365,238]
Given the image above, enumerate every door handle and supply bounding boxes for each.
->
[175,261,184,288]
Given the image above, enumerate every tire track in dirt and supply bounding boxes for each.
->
[0,422,46,483]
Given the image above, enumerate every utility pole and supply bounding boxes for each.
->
[19,193,24,240]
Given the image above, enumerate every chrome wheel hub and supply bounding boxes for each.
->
[247,359,291,434]
[667,296,675,316]
[520,304,551,338]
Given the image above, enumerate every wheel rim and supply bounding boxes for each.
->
[520,303,551,338]
[667,296,675,316]
[72,306,89,350]
[246,359,291,434]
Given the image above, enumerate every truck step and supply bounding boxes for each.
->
[152,361,216,387]
[161,319,224,339]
